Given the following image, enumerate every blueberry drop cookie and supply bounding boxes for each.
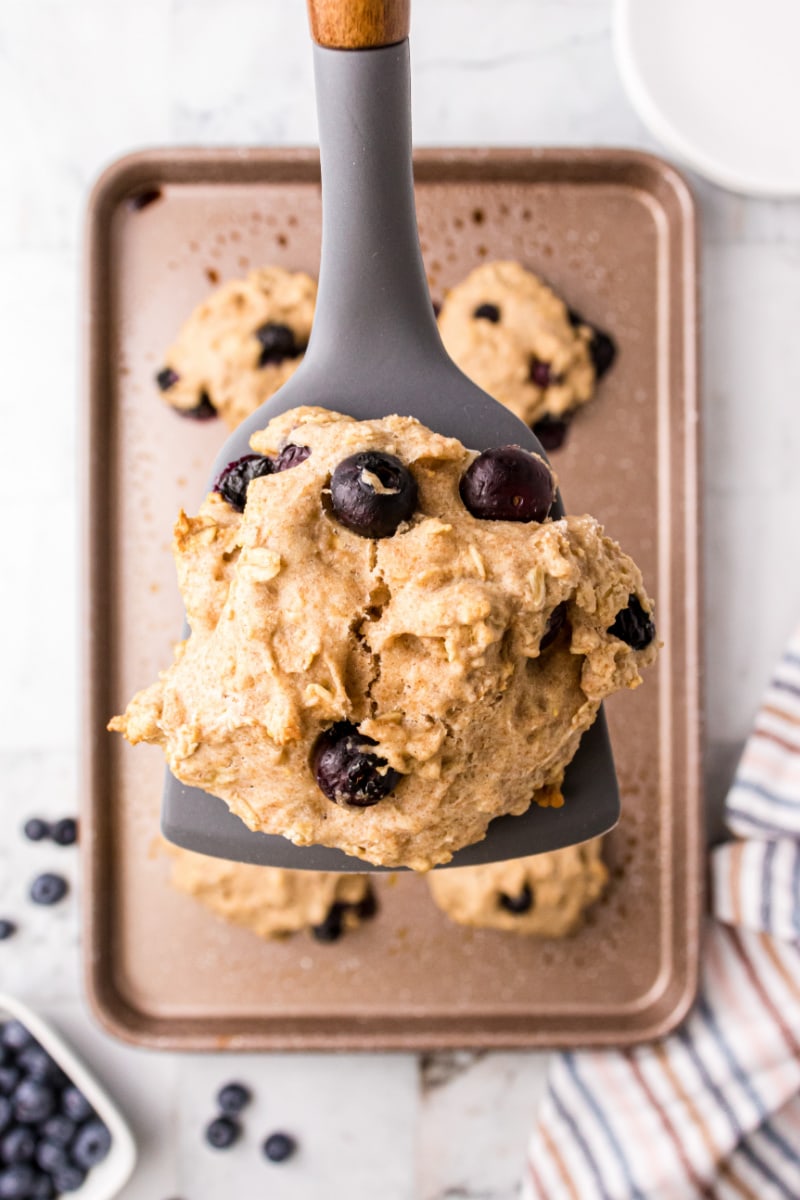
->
[167,846,376,943]
[437,261,615,432]
[110,406,656,870]
[156,267,316,429]
[428,836,607,935]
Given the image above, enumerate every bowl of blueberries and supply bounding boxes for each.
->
[0,995,135,1199]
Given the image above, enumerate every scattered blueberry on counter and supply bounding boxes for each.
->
[204,1116,240,1151]
[22,821,49,844]
[216,1082,251,1117]
[22,819,78,848]
[262,1131,297,1164]
[29,876,68,908]
[0,1019,111,1198]
[0,923,16,943]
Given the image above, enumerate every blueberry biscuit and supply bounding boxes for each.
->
[428,835,607,935]
[167,847,376,943]
[110,406,656,870]
[437,261,615,439]
[156,267,316,429]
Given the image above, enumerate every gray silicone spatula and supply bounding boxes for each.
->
[161,0,620,871]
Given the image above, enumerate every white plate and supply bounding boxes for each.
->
[614,0,800,196]
[0,994,136,1200]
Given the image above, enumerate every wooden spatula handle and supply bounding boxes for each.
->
[307,0,409,49]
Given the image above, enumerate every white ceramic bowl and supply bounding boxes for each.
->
[0,994,136,1199]
[614,0,800,196]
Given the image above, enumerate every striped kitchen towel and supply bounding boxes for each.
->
[525,628,800,1200]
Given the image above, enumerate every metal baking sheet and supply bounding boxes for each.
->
[82,148,701,1049]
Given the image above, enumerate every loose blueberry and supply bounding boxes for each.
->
[214,454,275,513]
[40,1117,74,1149]
[540,602,568,652]
[0,1165,35,1200]
[499,884,533,914]
[473,303,500,323]
[29,1175,55,1200]
[50,819,78,848]
[329,451,418,539]
[460,446,555,523]
[533,414,570,452]
[312,723,400,808]
[13,1081,56,1125]
[35,1141,67,1176]
[0,1127,35,1166]
[204,1116,240,1151]
[529,357,557,388]
[262,1132,297,1164]
[60,1088,93,1125]
[311,904,345,944]
[589,331,616,378]
[22,820,49,844]
[156,367,180,392]
[255,322,299,366]
[216,1083,251,1116]
[608,595,655,651]
[51,1164,86,1195]
[0,1026,30,1055]
[275,444,311,472]
[0,1101,10,1137]
[0,1073,19,1100]
[71,1120,112,1170]
[29,875,68,907]
[178,392,217,421]
[0,923,16,943]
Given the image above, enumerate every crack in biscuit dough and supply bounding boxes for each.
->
[159,267,316,429]
[428,837,608,936]
[167,847,372,940]
[110,407,657,870]
[437,261,597,427]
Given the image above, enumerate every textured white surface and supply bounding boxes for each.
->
[1,1,799,1197]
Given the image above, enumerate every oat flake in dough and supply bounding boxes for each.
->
[109,406,656,871]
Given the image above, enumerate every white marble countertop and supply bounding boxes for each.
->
[2,1,800,1196]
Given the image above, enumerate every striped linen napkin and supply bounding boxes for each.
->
[525,628,800,1200]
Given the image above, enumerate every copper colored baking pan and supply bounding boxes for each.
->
[82,148,701,1049]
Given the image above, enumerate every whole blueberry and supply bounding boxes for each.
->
[34,1141,67,1176]
[0,1165,35,1199]
[312,723,400,808]
[0,1073,19,1100]
[29,875,68,907]
[13,1081,55,1125]
[460,446,555,523]
[0,1101,10,1137]
[204,1116,240,1151]
[262,1131,297,1164]
[0,923,16,943]
[0,1026,30,1055]
[214,454,275,513]
[499,884,533,914]
[0,1127,35,1166]
[533,415,570,452]
[29,1176,54,1200]
[60,1088,93,1125]
[51,1163,86,1194]
[50,819,78,848]
[275,443,311,472]
[15,1047,56,1085]
[179,392,217,421]
[311,904,345,944]
[71,1120,111,1170]
[529,358,556,388]
[540,602,568,652]
[156,367,180,392]
[329,451,418,539]
[40,1117,74,1149]
[22,820,49,844]
[255,322,299,366]
[216,1083,251,1116]
[473,303,500,322]
[608,595,655,651]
